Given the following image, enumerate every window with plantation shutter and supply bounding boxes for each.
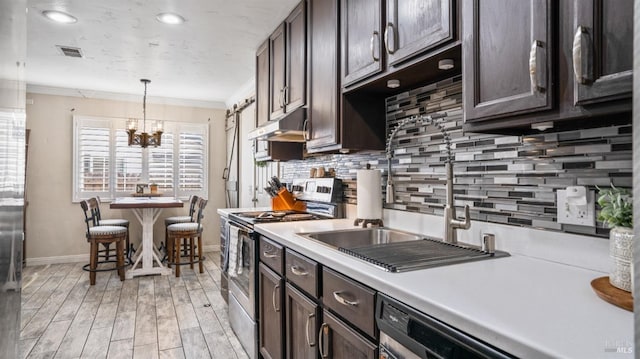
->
[149,132,174,191]
[74,118,111,199]
[115,129,142,193]
[177,126,207,197]
[73,116,207,202]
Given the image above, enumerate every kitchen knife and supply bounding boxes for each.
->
[272,176,284,189]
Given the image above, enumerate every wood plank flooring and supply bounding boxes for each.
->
[20,252,248,359]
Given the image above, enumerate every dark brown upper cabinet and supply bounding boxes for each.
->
[307,0,386,154]
[341,0,455,89]
[257,40,270,126]
[463,0,553,122]
[255,39,303,161]
[463,0,633,133]
[385,0,454,66]
[270,2,307,121]
[307,0,341,151]
[341,0,384,87]
[572,0,633,105]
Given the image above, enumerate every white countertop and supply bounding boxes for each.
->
[253,219,633,359]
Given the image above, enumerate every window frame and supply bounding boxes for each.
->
[72,116,208,202]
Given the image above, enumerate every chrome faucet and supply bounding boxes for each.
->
[385,113,470,244]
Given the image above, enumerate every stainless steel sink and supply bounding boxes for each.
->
[299,227,423,249]
[297,228,509,272]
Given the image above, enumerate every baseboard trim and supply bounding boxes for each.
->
[26,244,221,267]
[26,254,87,266]
[203,245,220,252]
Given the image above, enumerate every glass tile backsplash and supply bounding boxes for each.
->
[281,76,631,236]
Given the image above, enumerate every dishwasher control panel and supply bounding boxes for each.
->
[376,294,515,359]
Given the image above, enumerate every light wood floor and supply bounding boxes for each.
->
[20,252,248,359]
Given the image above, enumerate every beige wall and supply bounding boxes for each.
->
[25,93,227,262]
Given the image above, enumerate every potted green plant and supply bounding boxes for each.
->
[597,185,633,292]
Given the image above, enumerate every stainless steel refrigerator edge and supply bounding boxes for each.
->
[0,1,27,358]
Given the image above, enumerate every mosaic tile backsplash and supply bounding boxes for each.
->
[281,76,632,237]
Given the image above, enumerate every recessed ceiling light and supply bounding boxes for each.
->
[42,10,77,24]
[156,13,186,25]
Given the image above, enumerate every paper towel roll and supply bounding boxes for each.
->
[357,169,382,219]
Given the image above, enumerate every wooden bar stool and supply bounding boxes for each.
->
[166,198,207,277]
[93,197,132,262]
[163,195,199,261]
[80,199,127,285]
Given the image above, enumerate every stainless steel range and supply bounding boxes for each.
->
[225,177,342,359]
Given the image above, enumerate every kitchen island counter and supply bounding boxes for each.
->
[255,219,633,358]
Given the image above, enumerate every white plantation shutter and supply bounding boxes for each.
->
[73,117,207,201]
[115,129,142,193]
[74,118,111,199]
[149,133,174,190]
[177,126,207,197]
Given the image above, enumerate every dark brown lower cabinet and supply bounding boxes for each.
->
[259,263,284,359]
[285,284,319,358]
[318,310,377,359]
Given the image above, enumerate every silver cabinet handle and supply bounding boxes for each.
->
[283,86,289,106]
[332,291,359,306]
[384,23,396,54]
[572,26,592,84]
[278,88,285,109]
[302,119,310,141]
[318,323,329,358]
[272,283,280,312]
[306,313,316,347]
[290,265,308,276]
[262,251,278,259]
[370,31,380,62]
[529,40,546,92]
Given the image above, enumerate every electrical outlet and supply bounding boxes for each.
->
[557,188,596,226]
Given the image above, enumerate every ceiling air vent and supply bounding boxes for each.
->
[56,45,83,58]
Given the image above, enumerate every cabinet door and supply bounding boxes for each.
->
[285,284,318,359]
[463,0,553,122]
[259,263,284,359]
[572,0,633,105]
[256,40,270,126]
[385,0,453,66]
[270,23,287,120]
[286,1,307,112]
[308,0,340,150]
[318,310,377,359]
[341,0,383,86]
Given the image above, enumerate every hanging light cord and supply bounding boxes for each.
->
[142,80,148,133]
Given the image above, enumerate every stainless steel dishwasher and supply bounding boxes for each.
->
[376,294,514,359]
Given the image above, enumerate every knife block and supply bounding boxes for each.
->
[272,188,306,212]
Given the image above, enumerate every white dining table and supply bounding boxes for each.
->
[111,196,183,278]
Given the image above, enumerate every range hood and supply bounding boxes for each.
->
[248,107,306,142]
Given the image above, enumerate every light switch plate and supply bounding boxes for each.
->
[557,189,596,226]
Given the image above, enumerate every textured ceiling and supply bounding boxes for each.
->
[26,0,300,107]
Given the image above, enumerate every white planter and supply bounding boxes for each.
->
[609,226,633,292]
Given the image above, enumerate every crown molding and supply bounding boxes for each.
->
[26,84,227,109]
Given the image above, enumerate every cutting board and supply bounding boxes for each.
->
[590,276,633,312]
